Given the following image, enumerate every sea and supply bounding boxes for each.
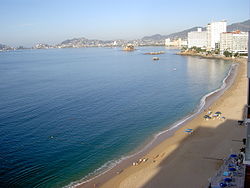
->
[0,47,233,187]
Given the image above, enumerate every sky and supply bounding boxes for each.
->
[0,0,249,47]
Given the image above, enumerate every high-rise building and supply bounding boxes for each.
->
[207,21,227,49]
[187,28,207,48]
[165,38,171,46]
[220,30,248,53]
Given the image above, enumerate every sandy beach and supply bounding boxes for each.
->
[101,57,247,188]
[78,57,247,188]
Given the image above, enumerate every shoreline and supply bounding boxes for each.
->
[177,51,248,63]
[99,56,246,188]
[68,55,247,188]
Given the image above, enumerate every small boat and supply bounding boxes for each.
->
[152,57,159,60]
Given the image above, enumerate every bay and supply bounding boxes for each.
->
[0,47,232,187]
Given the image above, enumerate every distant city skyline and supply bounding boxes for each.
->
[1,0,249,47]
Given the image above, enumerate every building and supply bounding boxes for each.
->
[187,28,207,49]
[244,31,250,187]
[165,38,187,47]
[165,38,172,46]
[207,21,227,50]
[220,30,248,54]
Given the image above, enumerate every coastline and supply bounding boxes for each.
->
[73,55,247,188]
[177,51,247,63]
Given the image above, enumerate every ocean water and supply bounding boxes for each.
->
[0,47,232,187]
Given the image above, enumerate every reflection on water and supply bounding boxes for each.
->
[186,56,232,92]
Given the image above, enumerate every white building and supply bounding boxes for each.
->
[165,38,187,47]
[181,39,188,46]
[220,30,248,53]
[165,38,171,46]
[207,21,227,49]
[187,28,207,48]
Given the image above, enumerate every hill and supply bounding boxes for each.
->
[227,19,250,32]
[141,19,250,41]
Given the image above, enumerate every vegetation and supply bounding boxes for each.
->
[239,53,248,56]
[233,52,239,57]
[206,51,212,55]
[223,50,232,57]
[214,49,220,55]
[185,47,247,58]
[189,46,206,53]
[181,46,188,51]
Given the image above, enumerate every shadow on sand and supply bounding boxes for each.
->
[139,119,246,188]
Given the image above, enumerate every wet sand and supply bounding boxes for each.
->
[78,57,247,188]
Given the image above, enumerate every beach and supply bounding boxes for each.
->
[2,48,237,188]
[78,57,247,188]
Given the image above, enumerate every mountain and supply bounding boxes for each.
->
[142,34,167,41]
[141,19,250,41]
[58,37,127,48]
[227,19,250,32]
[164,26,205,40]
[58,19,249,47]
[59,37,110,47]
[142,27,205,41]
[61,37,88,45]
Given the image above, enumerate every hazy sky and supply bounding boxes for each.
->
[1,0,249,47]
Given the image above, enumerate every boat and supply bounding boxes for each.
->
[152,57,160,60]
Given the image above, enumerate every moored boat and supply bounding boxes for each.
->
[152,57,160,60]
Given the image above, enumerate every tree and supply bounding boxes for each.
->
[214,49,220,54]
[181,46,187,51]
[223,51,232,57]
[234,52,239,57]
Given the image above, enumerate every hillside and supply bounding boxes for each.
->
[227,19,250,32]
[141,19,250,41]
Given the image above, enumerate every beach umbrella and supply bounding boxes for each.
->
[184,129,193,134]
[204,115,211,119]
[215,111,222,115]
[219,182,227,187]
[228,163,235,167]
[228,167,236,172]
[230,154,237,158]
[224,177,232,182]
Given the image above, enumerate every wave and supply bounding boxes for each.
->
[65,62,238,188]
[63,156,130,188]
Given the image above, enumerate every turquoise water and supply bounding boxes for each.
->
[0,47,232,187]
